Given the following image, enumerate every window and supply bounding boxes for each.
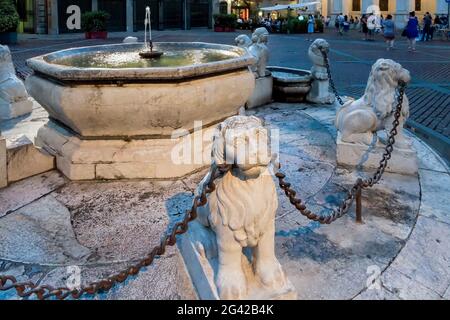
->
[415,0,421,11]
[379,0,388,11]
[219,1,228,14]
[352,0,361,12]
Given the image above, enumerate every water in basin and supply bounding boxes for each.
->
[271,71,309,78]
[48,48,240,68]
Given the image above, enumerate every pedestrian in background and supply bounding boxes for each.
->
[383,14,396,50]
[405,11,419,52]
[367,13,376,40]
[307,14,315,41]
[361,14,368,40]
[421,12,432,41]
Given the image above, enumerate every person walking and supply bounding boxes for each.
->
[307,14,315,41]
[382,14,396,50]
[337,13,345,35]
[361,14,368,40]
[405,11,419,52]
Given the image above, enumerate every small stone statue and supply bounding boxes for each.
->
[235,27,269,78]
[0,45,33,120]
[306,39,335,104]
[335,58,411,148]
[195,115,295,299]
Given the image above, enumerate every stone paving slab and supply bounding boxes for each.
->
[0,102,449,300]
[0,171,66,217]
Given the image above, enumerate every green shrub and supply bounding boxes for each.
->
[286,16,308,34]
[0,0,19,33]
[81,11,110,32]
[315,17,324,32]
[213,13,237,28]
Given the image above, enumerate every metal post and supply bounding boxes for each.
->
[355,186,362,223]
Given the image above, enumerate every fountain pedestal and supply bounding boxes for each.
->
[25,43,256,180]
[246,73,273,109]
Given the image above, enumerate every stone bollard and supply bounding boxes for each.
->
[179,115,296,300]
[334,59,418,175]
[0,45,33,120]
[236,28,273,109]
[306,39,335,104]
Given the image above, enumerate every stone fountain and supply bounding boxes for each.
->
[25,42,255,180]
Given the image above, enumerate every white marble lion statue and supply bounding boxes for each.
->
[234,27,269,78]
[196,115,288,299]
[335,58,411,148]
[0,45,33,120]
[308,38,330,81]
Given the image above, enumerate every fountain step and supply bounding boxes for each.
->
[35,122,215,180]
[5,134,54,183]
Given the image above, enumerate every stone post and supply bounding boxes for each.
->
[394,0,414,28]
[47,0,59,35]
[126,0,134,32]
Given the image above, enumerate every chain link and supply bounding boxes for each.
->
[275,80,407,224]
[320,49,345,106]
[0,168,218,300]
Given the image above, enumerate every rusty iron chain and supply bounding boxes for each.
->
[0,168,218,300]
[275,80,406,224]
[320,49,345,106]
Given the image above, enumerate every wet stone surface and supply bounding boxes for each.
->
[0,103,448,299]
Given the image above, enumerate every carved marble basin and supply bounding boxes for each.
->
[268,66,311,102]
[25,42,256,138]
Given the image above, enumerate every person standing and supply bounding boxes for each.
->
[405,11,419,52]
[307,14,315,41]
[421,12,432,41]
[367,13,377,40]
[383,14,395,50]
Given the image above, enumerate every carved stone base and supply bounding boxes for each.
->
[246,75,273,109]
[179,221,297,300]
[35,121,214,180]
[306,80,335,104]
[336,132,418,175]
[0,99,33,120]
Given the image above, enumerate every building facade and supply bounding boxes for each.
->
[14,0,214,34]
[325,0,449,27]
[13,0,450,34]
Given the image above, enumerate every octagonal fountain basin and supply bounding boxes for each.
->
[25,42,256,138]
[267,66,312,102]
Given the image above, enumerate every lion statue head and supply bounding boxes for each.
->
[211,115,273,179]
[235,34,252,48]
[251,27,269,45]
[363,58,410,118]
[308,38,329,67]
[0,45,16,78]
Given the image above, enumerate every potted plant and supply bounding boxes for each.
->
[0,0,20,44]
[213,13,237,32]
[81,11,110,39]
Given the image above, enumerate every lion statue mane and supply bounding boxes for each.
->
[196,115,288,299]
[335,59,411,147]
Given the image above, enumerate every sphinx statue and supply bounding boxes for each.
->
[306,39,335,104]
[235,28,272,108]
[235,27,269,78]
[0,45,33,120]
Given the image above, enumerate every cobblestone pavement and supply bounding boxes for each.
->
[8,28,450,155]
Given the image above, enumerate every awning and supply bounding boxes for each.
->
[260,1,320,11]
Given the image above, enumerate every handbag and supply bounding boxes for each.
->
[401,28,407,37]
